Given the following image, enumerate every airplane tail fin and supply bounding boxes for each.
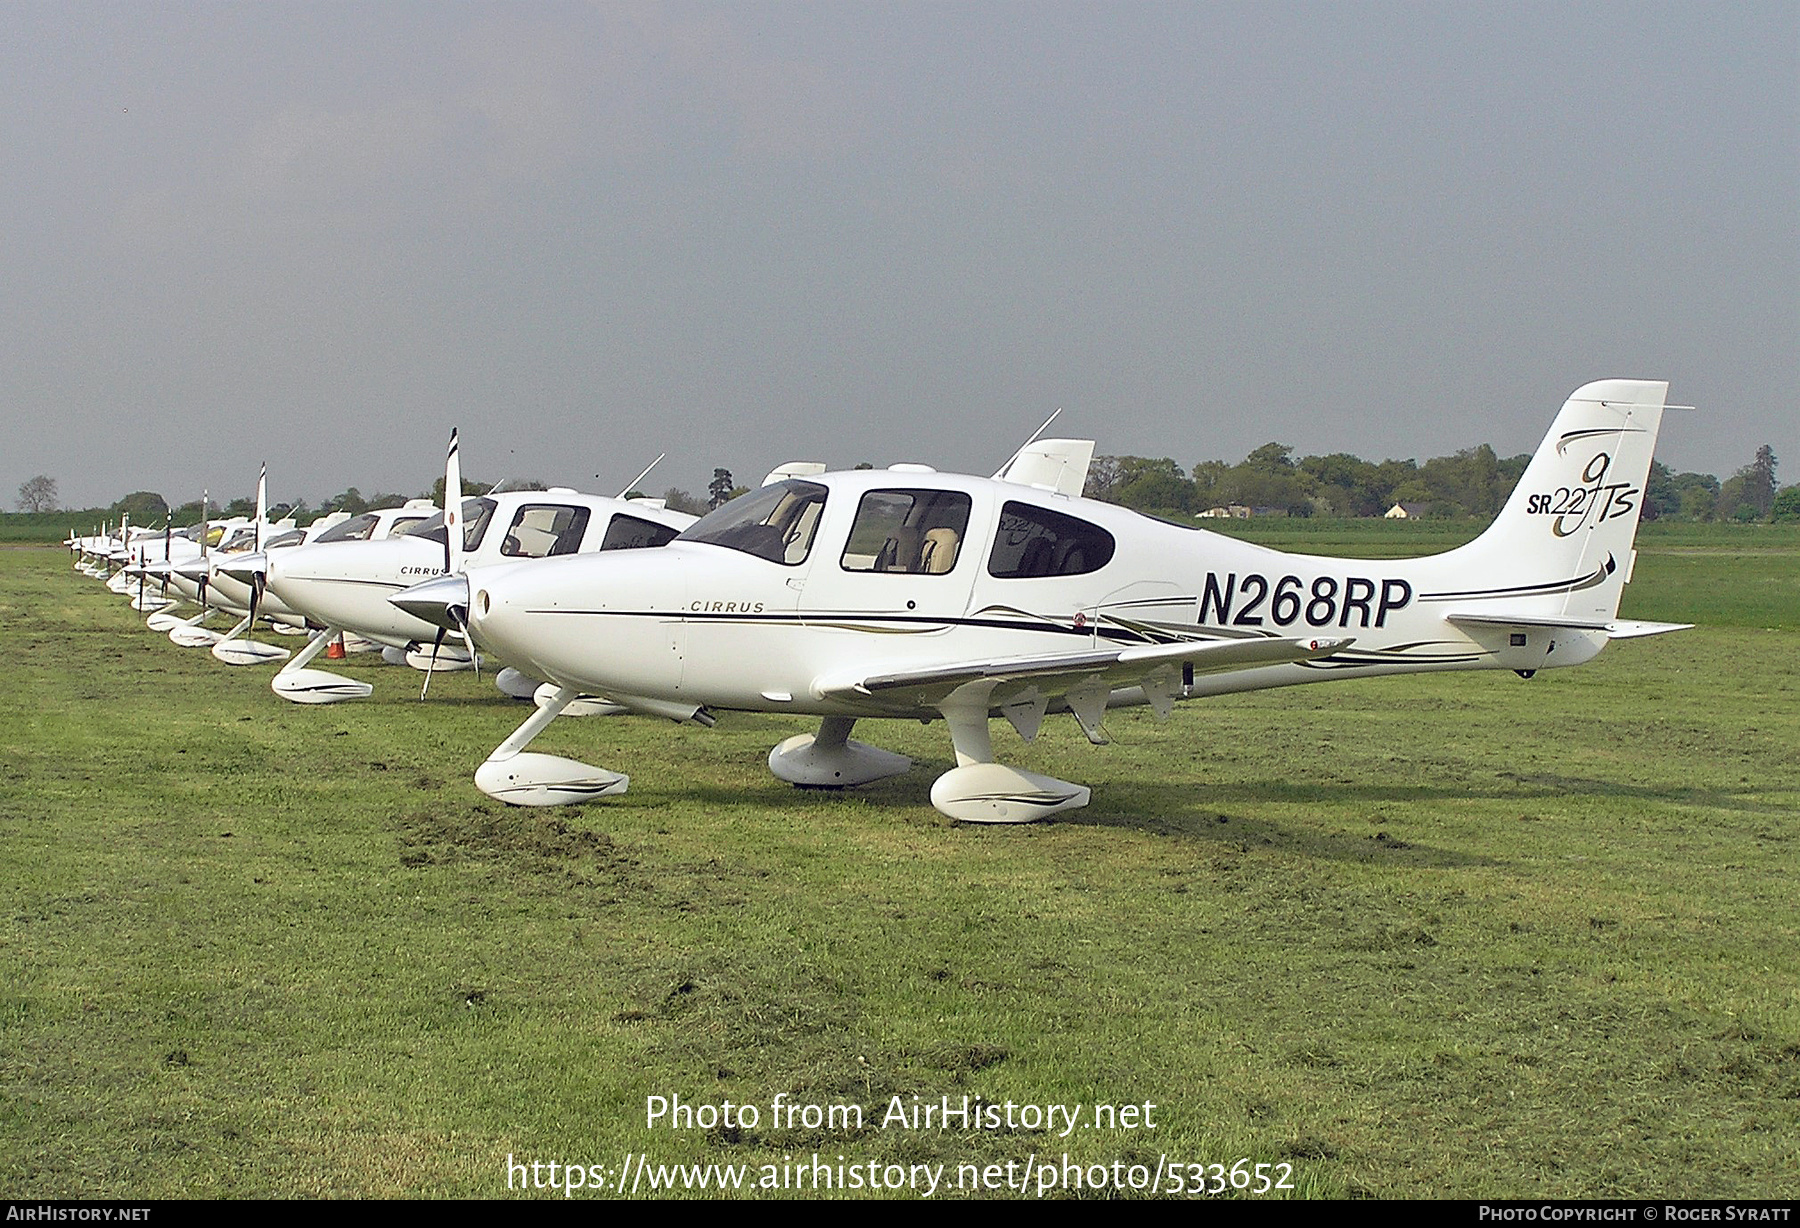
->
[1429,380,1674,630]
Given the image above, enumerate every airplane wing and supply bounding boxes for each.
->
[813,634,1352,741]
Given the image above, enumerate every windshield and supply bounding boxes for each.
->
[601,513,682,551]
[313,512,381,543]
[676,480,827,565]
[402,498,498,552]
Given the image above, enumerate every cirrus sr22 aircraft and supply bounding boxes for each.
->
[393,379,1687,823]
[231,432,697,704]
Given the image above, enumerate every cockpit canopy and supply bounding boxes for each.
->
[675,478,1116,580]
[404,497,683,559]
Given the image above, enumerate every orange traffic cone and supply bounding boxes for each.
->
[325,635,346,660]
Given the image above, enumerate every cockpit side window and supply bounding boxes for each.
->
[600,513,682,551]
[986,501,1116,578]
[676,480,827,566]
[840,489,972,574]
[385,516,428,539]
[499,504,592,558]
[264,530,306,550]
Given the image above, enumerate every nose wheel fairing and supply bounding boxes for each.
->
[270,626,375,704]
[767,717,913,787]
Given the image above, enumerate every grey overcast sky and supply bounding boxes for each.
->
[4,1,1795,510]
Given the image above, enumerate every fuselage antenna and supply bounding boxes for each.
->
[616,453,667,500]
[992,408,1064,479]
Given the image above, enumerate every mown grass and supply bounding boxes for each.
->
[1,535,1795,1199]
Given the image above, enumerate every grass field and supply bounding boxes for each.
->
[2,532,1795,1199]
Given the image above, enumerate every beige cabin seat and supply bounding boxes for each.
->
[920,527,960,574]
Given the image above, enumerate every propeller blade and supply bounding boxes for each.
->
[444,427,464,578]
[453,608,479,683]
[420,626,447,701]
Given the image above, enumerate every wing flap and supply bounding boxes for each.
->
[815,635,1352,706]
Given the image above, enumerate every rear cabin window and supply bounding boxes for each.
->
[499,504,591,558]
[600,513,682,551]
[986,501,1115,578]
[840,490,972,574]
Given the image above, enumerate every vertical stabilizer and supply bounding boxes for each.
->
[1435,380,1668,624]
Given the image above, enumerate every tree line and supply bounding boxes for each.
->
[16,444,1799,525]
[16,467,754,525]
[1083,442,1794,523]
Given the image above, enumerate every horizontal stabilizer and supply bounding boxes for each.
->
[762,462,826,486]
[994,438,1096,496]
[1445,611,1692,639]
[1600,619,1695,640]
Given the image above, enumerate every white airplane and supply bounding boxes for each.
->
[143,466,326,661]
[230,431,698,704]
[394,379,1689,822]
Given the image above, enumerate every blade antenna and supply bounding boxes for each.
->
[616,453,666,501]
[991,408,1064,479]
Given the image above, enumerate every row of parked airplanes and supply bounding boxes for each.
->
[72,379,1689,823]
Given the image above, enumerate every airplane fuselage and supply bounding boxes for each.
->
[267,493,695,650]
[461,469,1613,722]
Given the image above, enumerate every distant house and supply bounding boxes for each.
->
[1385,502,1428,519]
[1198,505,1252,519]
